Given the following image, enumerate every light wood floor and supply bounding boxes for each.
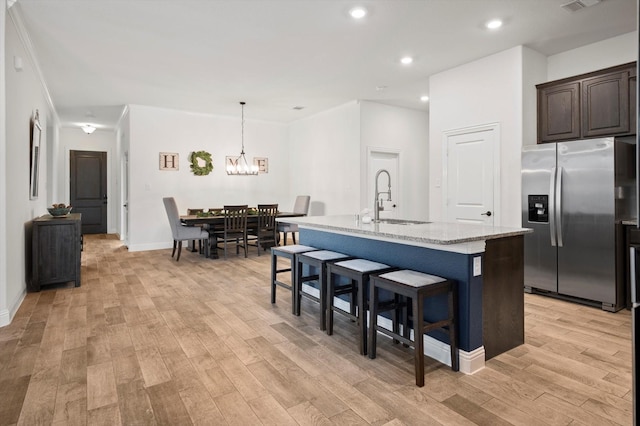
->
[0,234,632,425]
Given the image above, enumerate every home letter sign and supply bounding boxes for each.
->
[160,152,179,171]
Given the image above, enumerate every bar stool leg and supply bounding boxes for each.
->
[270,252,277,304]
[414,295,425,387]
[326,271,335,335]
[449,285,459,372]
[319,264,327,331]
[290,258,297,315]
[295,259,303,316]
[357,278,367,356]
[368,284,379,359]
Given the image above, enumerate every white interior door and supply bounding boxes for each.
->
[367,149,400,219]
[444,124,499,225]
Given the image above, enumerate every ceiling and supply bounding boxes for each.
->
[11,0,637,129]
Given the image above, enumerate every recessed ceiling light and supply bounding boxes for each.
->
[400,56,413,65]
[349,6,367,19]
[486,19,503,30]
[292,106,305,110]
[420,95,429,102]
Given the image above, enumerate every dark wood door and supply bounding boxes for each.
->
[537,81,580,143]
[581,70,630,137]
[70,150,107,234]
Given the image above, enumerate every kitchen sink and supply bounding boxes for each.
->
[378,218,430,225]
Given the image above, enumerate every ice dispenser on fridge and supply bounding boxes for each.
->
[527,195,548,223]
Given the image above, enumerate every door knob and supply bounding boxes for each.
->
[481,211,492,217]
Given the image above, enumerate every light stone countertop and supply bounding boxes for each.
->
[278,215,532,251]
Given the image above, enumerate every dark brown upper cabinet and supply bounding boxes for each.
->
[537,62,636,143]
[538,81,580,142]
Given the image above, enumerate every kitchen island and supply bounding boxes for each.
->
[278,215,532,374]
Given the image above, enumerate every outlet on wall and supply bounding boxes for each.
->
[473,256,482,276]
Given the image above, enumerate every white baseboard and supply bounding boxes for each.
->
[0,287,26,328]
[0,309,10,327]
[302,283,485,374]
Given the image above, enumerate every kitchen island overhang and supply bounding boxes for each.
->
[278,215,532,374]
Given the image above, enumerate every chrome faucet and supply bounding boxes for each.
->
[374,169,392,222]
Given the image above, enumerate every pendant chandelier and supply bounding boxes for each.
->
[227,101,258,175]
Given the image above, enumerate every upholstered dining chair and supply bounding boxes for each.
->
[163,197,209,261]
[247,204,278,255]
[213,205,249,259]
[278,195,310,245]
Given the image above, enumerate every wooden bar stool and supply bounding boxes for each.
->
[326,259,395,355]
[369,269,458,387]
[296,250,353,330]
[271,245,318,314]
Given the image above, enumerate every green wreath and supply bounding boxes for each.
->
[190,151,213,176]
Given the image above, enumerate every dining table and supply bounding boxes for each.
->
[180,210,305,258]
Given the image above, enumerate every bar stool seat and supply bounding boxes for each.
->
[326,258,395,355]
[271,244,318,314]
[369,269,458,387]
[296,250,353,330]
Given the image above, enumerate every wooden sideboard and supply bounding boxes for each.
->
[29,213,82,292]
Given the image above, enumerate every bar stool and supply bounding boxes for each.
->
[296,250,353,330]
[326,259,395,355]
[369,269,458,387]
[271,245,318,314]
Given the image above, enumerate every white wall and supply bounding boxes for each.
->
[2,11,53,325]
[119,109,130,243]
[288,101,361,216]
[547,31,637,81]
[522,47,548,147]
[1,1,7,326]
[57,127,119,233]
[429,46,543,227]
[126,105,289,251]
[360,101,429,220]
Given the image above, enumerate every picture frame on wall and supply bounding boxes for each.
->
[30,109,41,200]
[159,152,179,171]
[253,157,268,174]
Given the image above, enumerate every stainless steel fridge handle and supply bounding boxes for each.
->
[556,166,563,247]
[549,166,557,247]
[631,247,637,304]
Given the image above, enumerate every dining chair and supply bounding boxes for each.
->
[163,197,209,261]
[247,204,278,255]
[278,195,310,245]
[213,205,249,259]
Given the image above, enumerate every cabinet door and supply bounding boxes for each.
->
[36,222,76,284]
[538,82,580,143]
[581,71,630,137]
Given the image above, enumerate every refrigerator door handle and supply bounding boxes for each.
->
[631,246,637,305]
[549,166,557,247]
[556,166,564,247]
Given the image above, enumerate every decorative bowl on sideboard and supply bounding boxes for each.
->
[47,206,73,217]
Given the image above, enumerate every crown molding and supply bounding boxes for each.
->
[8,3,59,124]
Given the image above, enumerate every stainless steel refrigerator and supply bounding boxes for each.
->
[522,137,636,311]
